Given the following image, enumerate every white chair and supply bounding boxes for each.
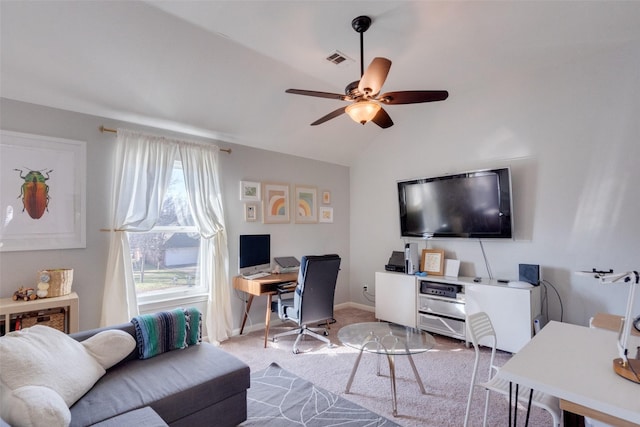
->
[463,311,561,427]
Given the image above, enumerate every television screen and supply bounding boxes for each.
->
[239,234,271,275]
[398,168,513,239]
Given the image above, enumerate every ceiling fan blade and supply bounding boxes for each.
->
[286,89,349,101]
[371,107,394,129]
[377,90,449,105]
[358,57,392,97]
[310,106,347,126]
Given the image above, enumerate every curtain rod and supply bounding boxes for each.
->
[99,126,232,154]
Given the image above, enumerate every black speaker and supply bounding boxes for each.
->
[519,264,540,286]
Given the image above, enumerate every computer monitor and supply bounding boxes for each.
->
[238,234,270,276]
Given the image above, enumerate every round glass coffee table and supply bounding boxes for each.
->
[338,322,436,416]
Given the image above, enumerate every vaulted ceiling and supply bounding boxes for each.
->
[2,1,640,166]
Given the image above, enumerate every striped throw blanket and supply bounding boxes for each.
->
[184,306,202,346]
[131,308,201,360]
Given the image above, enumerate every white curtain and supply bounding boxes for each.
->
[101,129,233,344]
[101,129,178,326]
[179,143,232,344]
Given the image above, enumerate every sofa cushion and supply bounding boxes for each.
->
[0,325,105,407]
[70,323,139,365]
[81,330,136,370]
[69,343,250,426]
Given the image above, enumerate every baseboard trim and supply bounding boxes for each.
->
[335,301,374,312]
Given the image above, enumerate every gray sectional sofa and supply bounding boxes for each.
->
[68,323,250,427]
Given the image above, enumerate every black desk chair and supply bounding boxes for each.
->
[273,254,341,354]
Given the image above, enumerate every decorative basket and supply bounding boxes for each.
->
[20,309,67,333]
[39,268,73,297]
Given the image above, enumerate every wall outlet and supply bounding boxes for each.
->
[363,285,368,292]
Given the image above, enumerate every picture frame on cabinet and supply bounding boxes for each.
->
[294,185,317,224]
[421,249,445,275]
[0,130,86,252]
[262,182,290,223]
[239,180,261,201]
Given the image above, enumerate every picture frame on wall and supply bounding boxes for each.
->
[239,180,261,201]
[294,185,317,224]
[322,190,331,205]
[319,206,333,223]
[421,249,445,275]
[244,203,258,222]
[262,182,290,223]
[0,130,86,252]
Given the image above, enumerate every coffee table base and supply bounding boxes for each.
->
[345,342,427,416]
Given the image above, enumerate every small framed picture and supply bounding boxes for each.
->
[322,191,331,205]
[319,207,333,223]
[244,203,257,222]
[421,249,445,275]
[240,181,261,201]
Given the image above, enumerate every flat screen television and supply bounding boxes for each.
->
[397,167,513,239]
[239,234,271,275]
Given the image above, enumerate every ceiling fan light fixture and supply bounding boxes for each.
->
[346,100,381,125]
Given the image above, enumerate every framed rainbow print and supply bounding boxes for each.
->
[262,182,290,223]
[294,185,317,224]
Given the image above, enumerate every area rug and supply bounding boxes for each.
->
[241,362,400,426]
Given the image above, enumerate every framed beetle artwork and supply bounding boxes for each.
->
[0,130,86,252]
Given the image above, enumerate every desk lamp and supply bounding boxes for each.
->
[588,269,639,384]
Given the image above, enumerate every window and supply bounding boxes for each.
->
[127,161,204,300]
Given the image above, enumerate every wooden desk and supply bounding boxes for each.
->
[499,321,640,426]
[592,312,640,337]
[233,273,298,347]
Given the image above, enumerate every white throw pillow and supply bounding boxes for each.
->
[1,380,71,427]
[0,325,105,407]
[81,329,136,370]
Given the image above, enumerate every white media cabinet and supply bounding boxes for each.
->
[375,271,541,353]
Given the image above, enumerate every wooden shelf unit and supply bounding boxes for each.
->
[0,292,79,335]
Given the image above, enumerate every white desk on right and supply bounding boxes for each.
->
[499,321,640,426]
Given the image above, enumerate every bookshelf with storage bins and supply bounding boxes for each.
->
[0,292,79,335]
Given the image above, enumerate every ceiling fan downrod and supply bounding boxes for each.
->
[351,15,371,78]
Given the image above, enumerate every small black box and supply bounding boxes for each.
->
[519,264,540,286]
[385,251,405,273]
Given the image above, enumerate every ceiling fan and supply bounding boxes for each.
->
[285,15,448,129]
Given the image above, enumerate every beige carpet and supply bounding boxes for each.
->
[220,307,554,427]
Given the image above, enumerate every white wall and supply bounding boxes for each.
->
[350,42,640,327]
[0,99,350,332]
